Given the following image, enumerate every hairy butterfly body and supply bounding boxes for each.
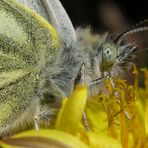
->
[0,0,147,137]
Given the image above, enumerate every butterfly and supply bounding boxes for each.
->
[0,0,147,137]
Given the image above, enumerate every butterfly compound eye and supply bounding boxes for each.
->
[101,43,117,71]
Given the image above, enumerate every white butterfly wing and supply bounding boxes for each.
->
[18,0,77,46]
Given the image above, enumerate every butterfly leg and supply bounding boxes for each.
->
[109,77,131,120]
[75,63,90,131]
[34,116,39,130]
[75,63,85,85]
[34,97,61,129]
[89,73,109,96]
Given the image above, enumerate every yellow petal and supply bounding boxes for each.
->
[55,84,88,135]
[145,96,148,135]
[86,98,108,134]
[140,68,148,135]
[0,129,88,148]
[120,111,128,148]
[86,132,122,148]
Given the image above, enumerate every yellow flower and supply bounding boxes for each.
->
[55,84,88,135]
[1,67,148,148]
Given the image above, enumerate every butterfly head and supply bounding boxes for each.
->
[100,42,118,71]
[86,32,137,82]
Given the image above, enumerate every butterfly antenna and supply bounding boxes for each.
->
[115,20,148,43]
[91,75,109,86]
[134,47,148,54]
